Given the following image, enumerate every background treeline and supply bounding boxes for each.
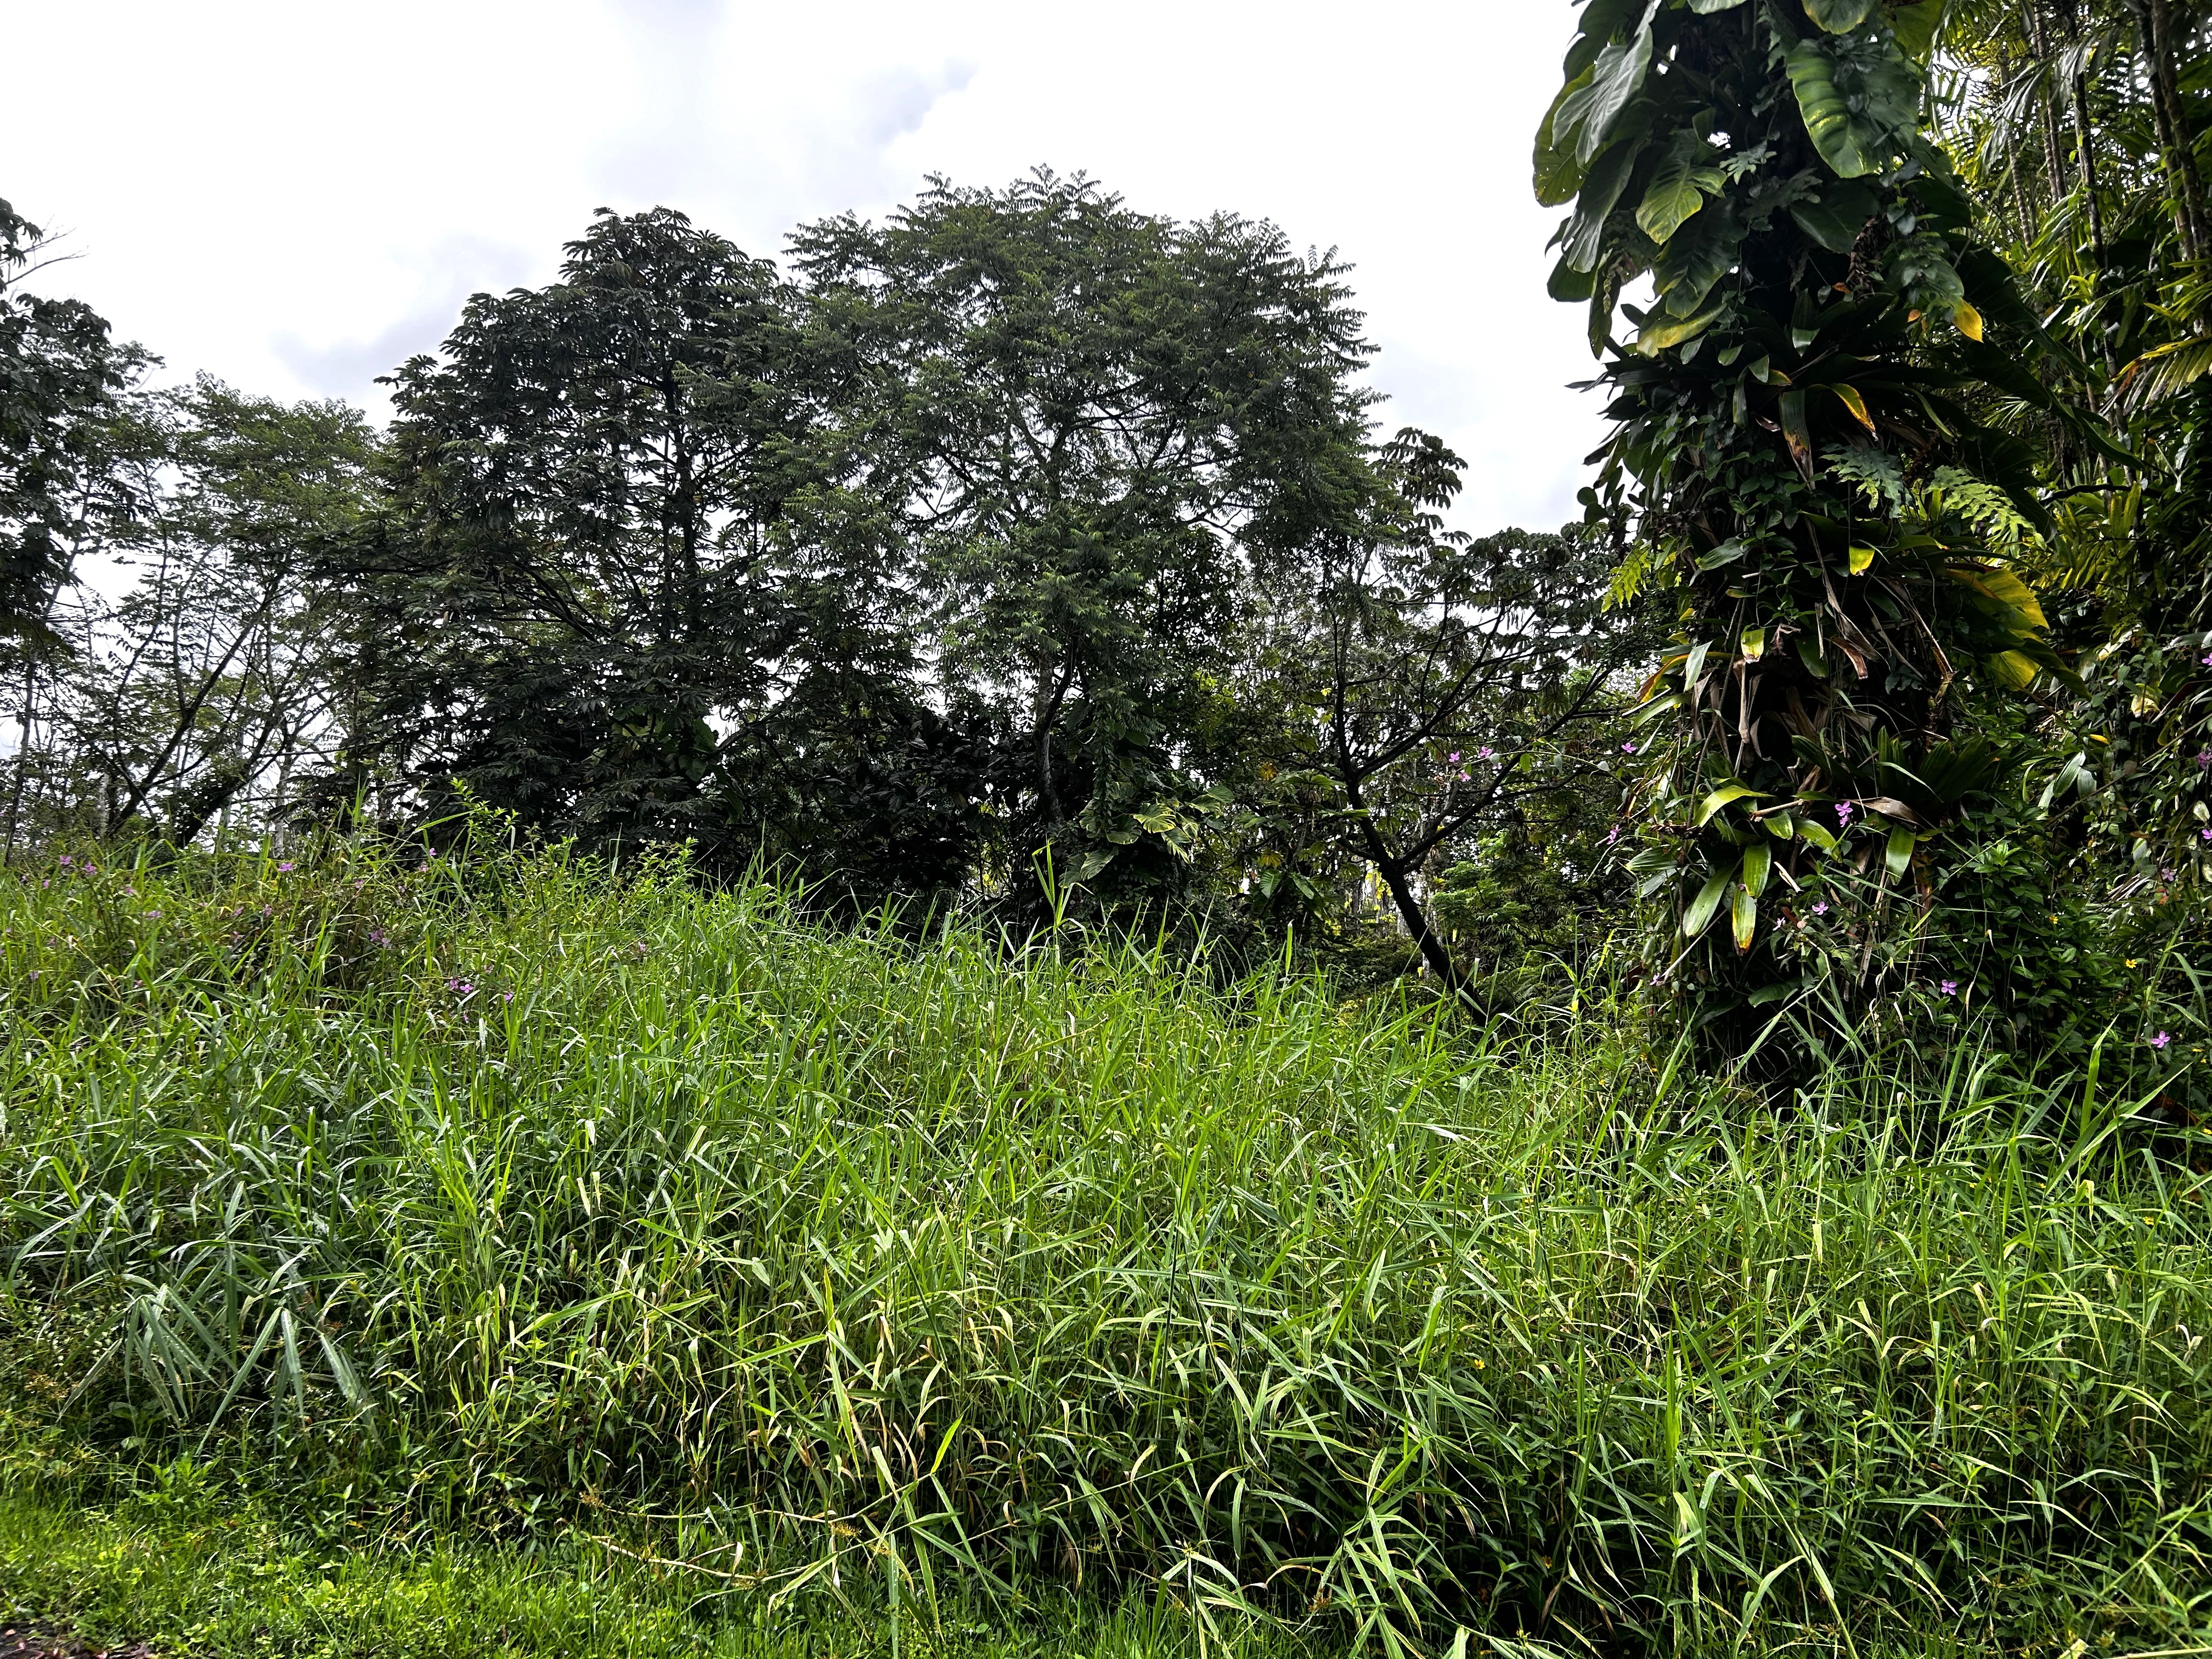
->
[0,177,1657,997]
[3,0,2211,1064]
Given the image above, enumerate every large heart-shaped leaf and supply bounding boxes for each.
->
[1562,140,1641,272]
[1637,134,1726,243]
[1787,42,1882,177]
[1802,0,1878,31]
[1534,68,1594,206]
[1653,202,1743,313]
[1555,22,1655,167]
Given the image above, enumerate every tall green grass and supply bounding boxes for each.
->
[2,842,2209,1656]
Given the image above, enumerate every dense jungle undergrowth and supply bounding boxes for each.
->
[1,841,2209,1658]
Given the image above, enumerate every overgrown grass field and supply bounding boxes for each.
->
[1,844,2208,1656]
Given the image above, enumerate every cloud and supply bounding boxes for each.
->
[271,236,539,403]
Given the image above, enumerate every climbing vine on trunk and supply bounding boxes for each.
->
[1538,0,2097,1046]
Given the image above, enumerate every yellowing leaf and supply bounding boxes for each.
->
[1830,383,1877,435]
[1731,882,1759,951]
[1848,544,1876,574]
[1990,649,2041,690]
[1953,301,1984,342]
[1802,0,1877,31]
[1740,625,1767,661]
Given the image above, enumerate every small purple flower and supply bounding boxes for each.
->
[1812,900,1829,916]
[2151,1031,2172,1050]
[1835,801,1855,827]
[501,990,515,1003]
[2197,751,2212,770]
[1939,979,1959,996]
[2201,652,2212,667]
[276,861,295,873]
[2202,827,2212,843]
[58,855,70,867]
[143,910,161,920]
[1477,746,1497,760]
[1446,752,1460,764]
[122,885,137,898]
[369,928,389,946]
[1604,825,1623,845]
[1621,741,1637,753]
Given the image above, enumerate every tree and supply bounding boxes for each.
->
[337,208,816,856]
[36,381,374,845]
[788,172,1375,912]
[1937,0,2212,896]
[1233,430,1651,995]
[1538,0,2084,1049]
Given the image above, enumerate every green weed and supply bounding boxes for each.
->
[1,842,2208,1656]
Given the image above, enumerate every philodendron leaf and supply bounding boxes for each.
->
[1889,0,1943,58]
[1653,203,1743,314]
[1787,42,1881,177]
[1637,134,1726,243]
[1731,882,1759,951]
[1684,867,1733,938]
[1555,21,1656,166]
[1562,140,1641,272]
[1802,0,1878,31]
[1535,67,1594,207]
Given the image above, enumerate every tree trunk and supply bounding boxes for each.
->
[2128,0,2209,261]
[1,662,36,861]
[1352,803,1469,998]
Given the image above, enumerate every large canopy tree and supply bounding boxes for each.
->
[789,172,1376,907]
[337,208,818,855]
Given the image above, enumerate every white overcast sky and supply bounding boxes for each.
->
[5,0,1600,535]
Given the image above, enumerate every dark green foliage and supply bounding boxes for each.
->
[1539,1,2084,1057]
[336,207,820,860]
[0,199,149,647]
[788,173,1376,916]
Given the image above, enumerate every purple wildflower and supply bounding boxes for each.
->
[2197,750,2212,770]
[1621,741,1637,753]
[1604,825,1622,845]
[1835,801,1855,827]
[276,861,295,873]
[2202,827,2212,843]
[1447,752,1460,764]
[1812,900,1829,916]
[1939,979,1959,996]
[2152,1031,2172,1050]
[144,910,161,920]
[1478,746,1497,760]
[501,990,515,1003]
[58,855,70,867]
